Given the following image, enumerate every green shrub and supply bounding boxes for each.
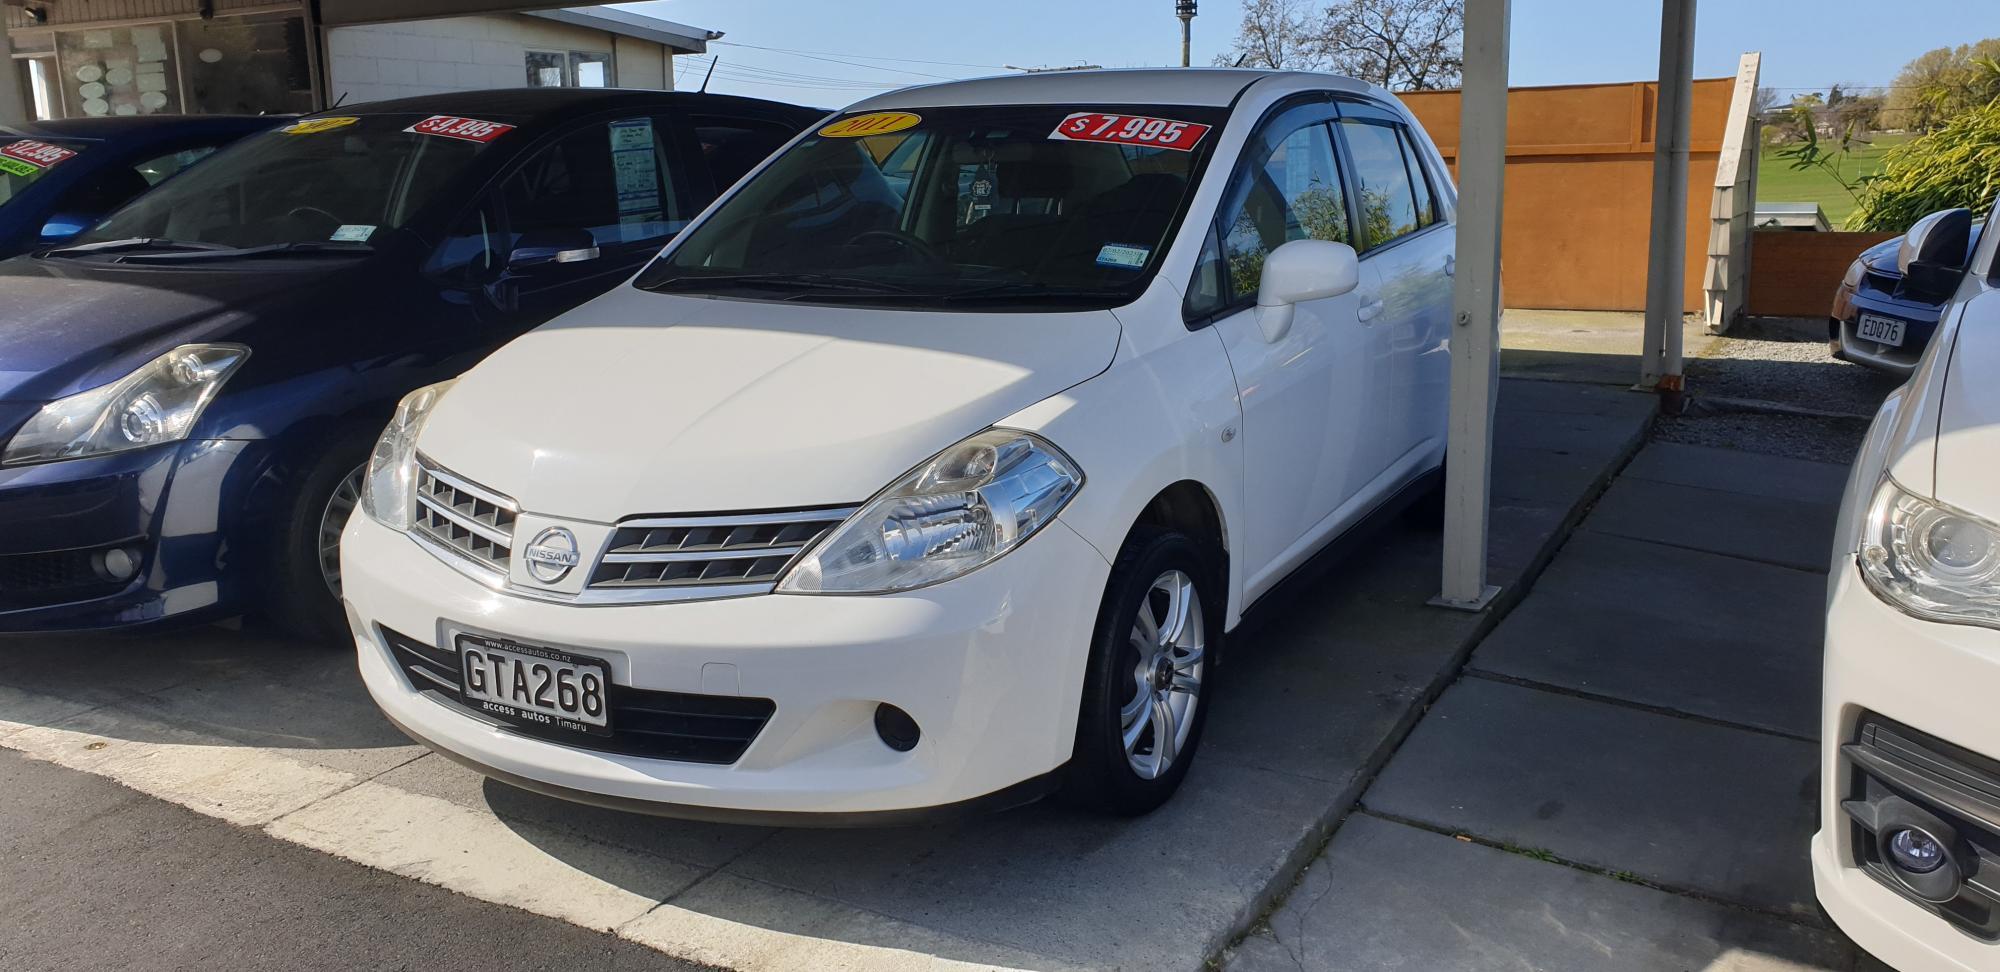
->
[1849,100,2000,231]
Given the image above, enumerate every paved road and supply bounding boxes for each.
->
[0,748,707,972]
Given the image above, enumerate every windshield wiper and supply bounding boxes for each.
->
[112,241,376,262]
[43,237,235,257]
[934,281,1133,304]
[646,271,915,296]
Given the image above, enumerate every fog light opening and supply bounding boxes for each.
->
[92,546,140,583]
[1887,827,1947,874]
[874,703,920,753]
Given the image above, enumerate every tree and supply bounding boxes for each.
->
[1312,0,1465,90]
[1886,39,2000,132]
[1849,99,2000,231]
[1215,0,1326,69]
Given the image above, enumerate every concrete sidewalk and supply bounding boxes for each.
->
[0,378,1653,972]
[1228,440,1864,971]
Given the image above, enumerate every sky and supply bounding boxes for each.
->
[616,0,1985,109]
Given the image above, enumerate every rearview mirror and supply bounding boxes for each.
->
[1897,208,1972,304]
[508,228,601,271]
[1256,239,1360,342]
[38,212,96,244]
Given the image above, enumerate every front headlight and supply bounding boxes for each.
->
[1842,259,1866,290]
[777,428,1083,594]
[1,343,248,466]
[1859,477,2000,629]
[358,380,455,532]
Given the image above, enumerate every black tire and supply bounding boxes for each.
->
[1060,528,1223,816]
[261,426,376,643]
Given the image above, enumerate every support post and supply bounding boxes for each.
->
[0,38,30,127]
[1637,0,1698,401]
[1432,0,1509,613]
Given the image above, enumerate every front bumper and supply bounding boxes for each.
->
[0,438,273,632]
[341,510,1113,819]
[1816,563,2000,970]
[1832,284,1941,378]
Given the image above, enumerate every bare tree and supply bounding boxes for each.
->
[1214,0,1326,69]
[1751,85,1780,116]
[1312,0,1465,90]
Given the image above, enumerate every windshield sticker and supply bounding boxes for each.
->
[0,158,36,178]
[608,118,665,240]
[1096,243,1151,270]
[406,115,516,143]
[0,140,79,170]
[819,111,921,138]
[330,224,376,243]
[1050,113,1211,152]
[281,116,359,135]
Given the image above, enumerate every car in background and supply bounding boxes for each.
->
[1817,205,2000,970]
[1830,218,1984,377]
[341,68,1457,823]
[0,115,272,259]
[0,89,819,638]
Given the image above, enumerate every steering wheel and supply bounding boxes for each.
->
[286,205,341,227]
[843,228,944,265]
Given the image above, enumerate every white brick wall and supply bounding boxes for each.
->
[326,13,674,107]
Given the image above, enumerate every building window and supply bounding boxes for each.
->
[56,23,184,116]
[525,49,613,88]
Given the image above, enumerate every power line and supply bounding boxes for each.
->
[699,44,961,81]
[711,40,1006,72]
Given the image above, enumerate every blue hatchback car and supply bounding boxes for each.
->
[0,115,271,259]
[1831,222,1985,377]
[0,89,817,638]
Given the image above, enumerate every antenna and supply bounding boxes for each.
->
[698,57,718,94]
[332,91,348,108]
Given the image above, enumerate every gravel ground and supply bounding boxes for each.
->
[1655,316,1903,465]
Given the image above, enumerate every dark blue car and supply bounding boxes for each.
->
[1831,223,1985,377]
[0,88,817,637]
[0,115,271,259]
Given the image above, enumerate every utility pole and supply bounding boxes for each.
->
[1176,0,1197,67]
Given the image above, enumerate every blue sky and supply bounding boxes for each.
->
[618,0,1980,108]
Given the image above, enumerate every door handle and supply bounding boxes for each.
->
[1443,254,1456,277]
[1358,297,1385,323]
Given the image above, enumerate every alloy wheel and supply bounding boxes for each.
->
[318,465,365,598]
[1120,569,1205,780]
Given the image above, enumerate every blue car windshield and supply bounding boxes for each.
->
[0,137,89,210]
[77,114,506,250]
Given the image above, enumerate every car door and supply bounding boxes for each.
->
[1334,105,1453,472]
[1187,96,1373,599]
[482,112,697,329]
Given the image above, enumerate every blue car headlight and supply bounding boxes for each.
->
[1,344,248,466]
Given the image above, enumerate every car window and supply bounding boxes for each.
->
[429,194,503,281]
[1338,119,1421,249]
[1186,117,1348,319]
[500,116,685,248]
[1396,128,1439,229]
[0,137,88,210]
[132,146,219,186]
[691,116,797,196]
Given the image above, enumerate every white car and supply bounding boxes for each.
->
[340,69,1456,823]
[1817,205,2000,967]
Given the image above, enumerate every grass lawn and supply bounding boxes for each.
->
[1754,133,1910,229]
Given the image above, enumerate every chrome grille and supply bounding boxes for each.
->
[586,508,854,595]
[411,457,518,575]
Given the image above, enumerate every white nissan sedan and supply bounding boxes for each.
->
[1817,205,2000,967]
[341,69,1456,824]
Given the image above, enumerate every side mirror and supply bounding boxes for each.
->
[508,228,601,271]
[1897,208,1972,304]
[38,212,96,244]
[1255,238,1360,342]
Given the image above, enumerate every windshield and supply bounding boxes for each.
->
[637,104,1227,309]
[0,137,88,210]
[76,114,509,250]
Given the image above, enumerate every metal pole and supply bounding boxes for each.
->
[1432,0,1509,613]
[1181,19,1191,67]
[0,37,31,126]
[1638,0,1698,402]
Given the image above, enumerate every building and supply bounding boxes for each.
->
[3,0,717,122]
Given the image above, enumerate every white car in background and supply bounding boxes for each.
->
[340,69,1457,823]
[1817,205,2000,968]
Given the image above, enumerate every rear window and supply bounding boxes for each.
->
[0,137,88,210]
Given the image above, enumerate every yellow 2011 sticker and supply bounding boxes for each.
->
[282,116,360,135]
[818,111,921,138]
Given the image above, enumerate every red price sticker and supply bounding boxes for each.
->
[405,115,516,143]
[1048,113,1211,152]
[0,139,79,169]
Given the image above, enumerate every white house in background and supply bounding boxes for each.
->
[325,7,717,107]
[4,0,717,121]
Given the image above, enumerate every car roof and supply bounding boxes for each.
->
[840,67,1359,111]
[328,87,819,124]
[3,114,277,143]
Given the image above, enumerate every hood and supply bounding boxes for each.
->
[419,289,1123,520]
[1934,287,2000,515]
[0,257,316,403]
[1860,237,1903,275]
